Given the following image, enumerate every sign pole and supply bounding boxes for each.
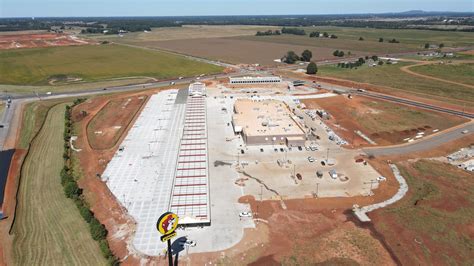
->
[167,239,173,266]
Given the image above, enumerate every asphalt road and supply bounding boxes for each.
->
[1,47,473,154]
[364,122,474,157]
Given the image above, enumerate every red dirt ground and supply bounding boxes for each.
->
[86,96,147,150]
[302,95,467,147]
[0,33,92,50]
[0,149,27,266]
[282,70,474,114]
[369,160,474,265]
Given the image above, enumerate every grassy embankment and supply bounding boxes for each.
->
[11,103,106,265]
[318,62,474,104]
[410,63,474,86]
[373,160,474,265]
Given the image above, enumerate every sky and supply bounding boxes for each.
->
[1,0,473,18]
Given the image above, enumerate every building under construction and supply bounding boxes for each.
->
[232,99,306,146]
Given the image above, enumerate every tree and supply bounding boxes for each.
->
[306,62,318,74]
[309,31,320,38]
[371,55,378,61]
[379,37,384,42]
[333,50,340,56]
[439,43,444,48]
[323,32,329,38]
[359,37,364,41]
[282,51,299,64]
[338,51,345,57]
[301,50,312,62]
[330,34,338,39]
[424,43,430,49]
[378,60,384,65]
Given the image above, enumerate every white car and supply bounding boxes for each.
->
[377,176,387,182]
[179,240,196,247]
[239,211,252,217]
[307,156,315,163]
[461,130,469,134]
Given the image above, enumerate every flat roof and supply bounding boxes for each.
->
[169,95,210,224]
[232,99,304,137]
[102,90,184,255]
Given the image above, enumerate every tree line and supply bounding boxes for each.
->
[1,14,473,32]
[63,99,119,265]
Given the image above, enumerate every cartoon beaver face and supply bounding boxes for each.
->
[161,215,176,233]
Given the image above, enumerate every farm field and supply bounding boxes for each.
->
[410,62,474,86]
[302,95,467,146]
[0,44,223,85]
[318,62,474,103]
[371,160,474,265]
[235,34,418,54]
[90,25,279,42]
[297,26,474,47]
[87,95,147,150]
[11,103,106,265]
[148,37,342,65]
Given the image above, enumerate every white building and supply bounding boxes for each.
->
[229,76,282,84]
[189,82,206,96]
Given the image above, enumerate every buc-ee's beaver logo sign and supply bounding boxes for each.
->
[157,212,179,236]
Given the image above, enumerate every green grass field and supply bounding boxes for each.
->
[17,100,69,148]
[318,62,474,103]
[374,160,474,264]
[11,103,106,265]
[0,44,223,85]
[410,63,474,86]
[234,26,474,56]
[299,26,474,47]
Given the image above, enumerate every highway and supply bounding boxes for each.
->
[1,50,473,154]
[364,122,473,157]
[356,91,474,119]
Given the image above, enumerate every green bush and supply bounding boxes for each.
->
[60,169,74,185]
[64,181,81,199]
[99,240,113,258]
[79,205,94,223]
[90,218,108,241]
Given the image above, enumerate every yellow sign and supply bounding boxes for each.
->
[157,212,179,236]
[160,231,177,242]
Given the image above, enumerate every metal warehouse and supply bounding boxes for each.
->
[229,76,282,84]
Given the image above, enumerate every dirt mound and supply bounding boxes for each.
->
[0,33,92,50]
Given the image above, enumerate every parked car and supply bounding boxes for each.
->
[239,211,252,217]
[461,130,469,134]
[179,239,196,247]
[307,156,315,163]
[377,176,387,182]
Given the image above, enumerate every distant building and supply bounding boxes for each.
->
[189,82,206,96]
[229,76,282,84]
[232,99,306,147]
